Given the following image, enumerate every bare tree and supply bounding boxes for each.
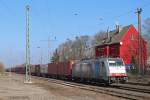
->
[93,31,106,44]
[143,18,150,56]
[52,35,93,62]
[52,31,107,62]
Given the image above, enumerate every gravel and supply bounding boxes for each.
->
[0,73,124,100]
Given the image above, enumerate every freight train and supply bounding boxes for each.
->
[9,57,128,85]
[72,58,127,84]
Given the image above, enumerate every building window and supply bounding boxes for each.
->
[130,33,134,41]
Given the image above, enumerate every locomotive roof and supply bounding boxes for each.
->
[80,57,122,63]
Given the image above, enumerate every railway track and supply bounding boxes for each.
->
[111,84,150,94]
[126,81,150,86]
[34,76,150,100]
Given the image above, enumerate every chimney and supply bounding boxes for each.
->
[116,24,119,33]
[116,24,122,33]
[106,27,111,43]
[107,27,109,39]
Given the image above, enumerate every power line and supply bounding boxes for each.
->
[103,2,150,29]
[0,0,15,16]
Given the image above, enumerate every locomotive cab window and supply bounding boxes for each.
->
[116,60,123,66]
[109,61,116,66]
[108,59,123,66]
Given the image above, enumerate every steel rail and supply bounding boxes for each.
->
[33,76,150,100]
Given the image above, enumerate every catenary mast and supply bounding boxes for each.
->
[25,5,32,83]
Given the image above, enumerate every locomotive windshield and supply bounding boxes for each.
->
[108,59,124,66]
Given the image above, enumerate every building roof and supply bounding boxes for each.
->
[96,24,132,46]
[110,25,131,43]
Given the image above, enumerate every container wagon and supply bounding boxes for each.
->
[30,65,35,75]
[40,64,48,77]
[48,61,74,79]
[35,64,40,76]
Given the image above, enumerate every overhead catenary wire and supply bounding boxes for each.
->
[0,1,150,67]
[102,1,150,30]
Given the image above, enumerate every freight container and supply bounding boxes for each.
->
[14,64,25,74]
[65,61,74,76]
[48,61,74,78]
[16,66,25,74]
[30,65,35,75]
[57,61,74,77]
[35,64,40,76]
[48,63,58,76]
[40,64,48,76]
[57,62,62,76]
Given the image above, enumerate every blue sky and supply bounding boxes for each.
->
[0,0,150,67]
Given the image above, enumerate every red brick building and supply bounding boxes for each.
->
[95,24,147,71]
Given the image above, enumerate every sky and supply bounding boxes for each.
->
[0,0,150,67]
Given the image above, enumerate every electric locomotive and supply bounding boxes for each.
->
[72,57,128,84]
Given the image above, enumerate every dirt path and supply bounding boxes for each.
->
[0,73,124,100]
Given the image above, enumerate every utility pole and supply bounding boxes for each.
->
[25,5,32,83]
[136,8,142,74]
